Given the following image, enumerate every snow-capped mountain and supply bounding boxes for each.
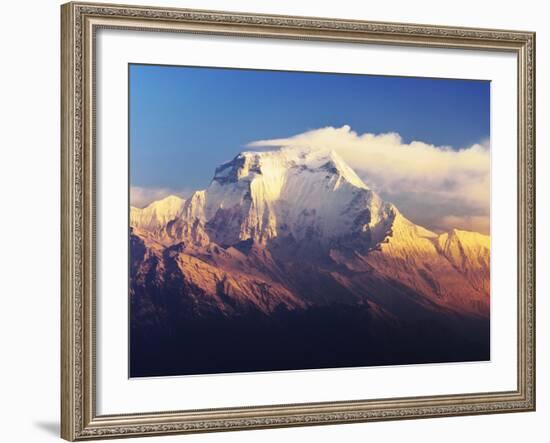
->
[130,145,491,376]
[156,147,396,247]
[130,195,185,231]
[130,146,490,321]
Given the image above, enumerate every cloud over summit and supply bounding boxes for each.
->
[249,125,490,234]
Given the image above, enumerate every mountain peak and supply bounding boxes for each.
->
[130,194,186,231]
[213,146,368,190]
[172,146,385,245]
[321,149,368,190]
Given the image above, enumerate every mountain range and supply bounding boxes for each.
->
[129,146,490,377]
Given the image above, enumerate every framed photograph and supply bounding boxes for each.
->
[61,2,536,440]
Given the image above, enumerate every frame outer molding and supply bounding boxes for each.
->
[61,3,76,440]
[61,2,536,441]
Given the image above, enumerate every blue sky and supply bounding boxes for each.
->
[129,63,490,195]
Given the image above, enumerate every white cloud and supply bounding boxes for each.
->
[130,186,192,208]
[249,125,490,234]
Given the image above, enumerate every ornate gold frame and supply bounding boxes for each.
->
[61,2,536,440]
